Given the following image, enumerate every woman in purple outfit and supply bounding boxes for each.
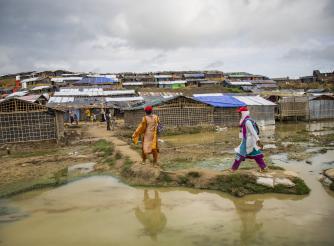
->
[231,106,267,172]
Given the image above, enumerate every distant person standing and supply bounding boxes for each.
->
[100,108,106,122]
[69,110,75,124]
[105,109,112,131]
[73,113,78,125]
[132,106,160,165]
[230,106,267,172]
[85,109,91,122]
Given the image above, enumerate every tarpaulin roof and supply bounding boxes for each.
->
[193,95,246,108]
[184,73,205,78]
[233,96,276,106]
[75,77,118,84]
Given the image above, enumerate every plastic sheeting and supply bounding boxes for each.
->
[193,95,246,108]
[75,77,118,84]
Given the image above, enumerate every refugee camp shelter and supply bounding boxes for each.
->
[233,96,276,125]
[124,95,214,127]
[308,95,334,120]
[158,80,186,89]
[193,95,246,126]
[19,94,49,105]
[0,98,64,144]
[74,76,119,86]
[278,96,309,121]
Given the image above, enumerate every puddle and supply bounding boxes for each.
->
[0,176,334,246]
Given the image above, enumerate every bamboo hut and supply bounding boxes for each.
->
[278,96,309,121]
[194,95,246,126]
[124,96,214,127]
[0,98,64,144]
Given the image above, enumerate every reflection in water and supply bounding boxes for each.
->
[233,197,264,246]
[134,190,167,241]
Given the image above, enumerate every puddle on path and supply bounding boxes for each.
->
[0,174,333,246]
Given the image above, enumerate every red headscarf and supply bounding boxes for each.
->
[144,105,153,112]
[237,106,248,112]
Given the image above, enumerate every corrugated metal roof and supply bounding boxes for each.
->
[103,90,136,96]
[6,91,29,98]
[105,97,144,102]
[233,96,276,106]
[138,92,182,97]
[225,81,252,86]
[21,77,41,83]
[49,97,75,103]
[54,89,135,97]
[123,82,144,86]
[51,77,82,83]
[154,75,173,79]
[19,94,45,103]
[125,95,180,110]
[31,85,51,91]
[194,95,246,108]
[158,80,186,85]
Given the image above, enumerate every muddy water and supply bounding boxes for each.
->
[1,122,334,246]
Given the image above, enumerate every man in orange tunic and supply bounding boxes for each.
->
[132,106,160,165]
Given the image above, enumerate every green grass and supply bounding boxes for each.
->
[210,173,310,197]
[293,177,311,195]
[121,157,134,176]
[103,157,115,166]
[93,139,114,157]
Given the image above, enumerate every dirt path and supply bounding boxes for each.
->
[86,123,142,163]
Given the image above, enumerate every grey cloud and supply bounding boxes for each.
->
[283,44,334,61]
[0,0,333,76]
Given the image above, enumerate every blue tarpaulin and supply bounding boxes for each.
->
[193,95,246,108]
[74,77,117,84]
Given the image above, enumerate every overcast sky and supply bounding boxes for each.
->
[0,0,333,78]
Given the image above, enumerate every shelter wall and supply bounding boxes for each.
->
[248,105,275,125]
[309,100,334,120]
[213,108,240,126]
[124,97,214,127]
[279,97,309,118]
[0,111,57,144]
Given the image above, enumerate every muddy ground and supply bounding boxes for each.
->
[116,122,334,170]
[0,120,333,197]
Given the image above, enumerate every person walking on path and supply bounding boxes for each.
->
[132,106,160,165]
[105,109,112,131]
[231,106,267,172]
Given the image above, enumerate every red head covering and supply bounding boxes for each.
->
[237,106,248,112]
[144,105,153,112]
